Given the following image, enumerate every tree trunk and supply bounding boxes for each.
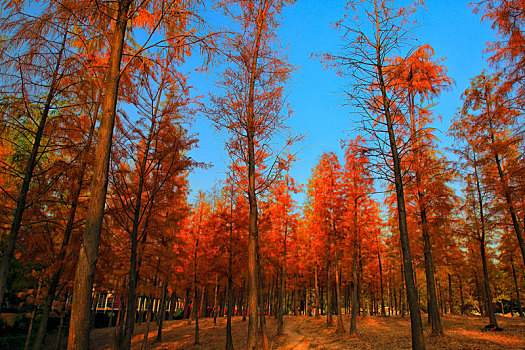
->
[377,49,425,349]
[459,276,464,315]
[183,288,191,319]
[141,296,153,350]
[213,275,219,325]
[277,262,285,335]
[511,255,524,316]
[156,281,167,342]
[226,268,234,349]
[243,279,248,321]
[335,262,345,333]
[472,148,498,327]
[67,2,132,349]
[448,274,454,314]
[326,261,333,325]
[200,286,206,319]
[480,240,497,326]
[256,250,269,350]
[55,300,66,350]
[315,265,320,318]
[421,208,443,336]
[168,292,176,321]
[350,201,359,334]
[378,242,385,316]
[245,2,269,348]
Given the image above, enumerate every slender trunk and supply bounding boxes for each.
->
[277,262,285,335]
[246,2,269,348]
[480,239,497,326]
[474,269,485,315]
[448,274,454,314]
[194,242,200,344]
[114,293,126,350]
[378,240,385,315]
[277,221,287,335]
[141,296,153,350]
[55,299,67,350]
[326,260,333,325]
[156,281,167,342]
[24,309,36,350]
[200,286,206,319]
[67,2,132,349]
[242,279,248,321]
[122,109,157,350]
[421,207,443,336]
[226,263,234,349]
[350,200,359,334]
[256,249,269,350]
[459,276,464,315]
[335,261,345,333]
[213,275,220,325]
[0,28,68,307]
[376,29,425,348]
[511,256,524,316]
[168,292,176,321]
[472,148,498,327]
[315,265,320,318]
[183,288,191,319]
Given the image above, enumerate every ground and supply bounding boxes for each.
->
[50,314,525,349]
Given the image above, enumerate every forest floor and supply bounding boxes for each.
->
[51,313,525,349]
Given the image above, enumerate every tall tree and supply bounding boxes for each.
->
[327,1,426,348]
[465,73,524,271]
[208,1,296,347]
[391,45,452,336]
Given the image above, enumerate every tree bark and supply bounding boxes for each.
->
[67,2,132,349]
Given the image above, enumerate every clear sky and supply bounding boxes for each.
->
[186,0,497,203]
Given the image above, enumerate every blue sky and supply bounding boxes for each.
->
[186,0,497,203]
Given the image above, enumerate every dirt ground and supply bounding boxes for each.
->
[60,314,525,349]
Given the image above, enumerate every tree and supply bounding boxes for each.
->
[0,6,76,308]
[455,72,525,272]
[391,45,453,336]
[208,1,296,347]
[266,158,300,335]
[342,137,375,334]
[107,59,197,350]
[475,0,525,100]
[449,123,500,327]
[327,1,426,348]
[307,152,344,329]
